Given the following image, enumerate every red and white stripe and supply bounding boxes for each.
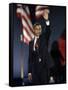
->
[16,4,34,45]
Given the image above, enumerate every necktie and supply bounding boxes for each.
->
[35,38,39,50]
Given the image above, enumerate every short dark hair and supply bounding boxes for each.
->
[33,23,41,29]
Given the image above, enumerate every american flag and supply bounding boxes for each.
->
[16,4,34,45]
[16,5,49,45]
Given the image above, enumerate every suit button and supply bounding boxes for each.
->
[39,58,41,62]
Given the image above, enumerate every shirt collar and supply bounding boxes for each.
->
[34,36,39,39]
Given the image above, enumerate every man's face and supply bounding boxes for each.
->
[34,25,42,37]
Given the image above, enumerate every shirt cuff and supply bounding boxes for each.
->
[46,20,50,26]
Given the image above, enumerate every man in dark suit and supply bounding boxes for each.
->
[28,7,54,85]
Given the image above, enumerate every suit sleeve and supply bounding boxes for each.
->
[45,25,51,44]
[37,18,51,43]
[28,42,32,73]
[44,24,55,69]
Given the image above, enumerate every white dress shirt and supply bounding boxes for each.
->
[33,36,39,51]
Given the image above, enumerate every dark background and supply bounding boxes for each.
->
[12,3,66,83]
